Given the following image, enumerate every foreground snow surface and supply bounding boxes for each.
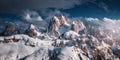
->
[0,34,53,60]
[0,34,120,60]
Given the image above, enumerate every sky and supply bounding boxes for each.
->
[0,0,120,20]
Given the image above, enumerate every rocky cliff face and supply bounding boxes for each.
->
[0,15,120,60]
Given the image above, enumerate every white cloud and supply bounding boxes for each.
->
[22,10,43,22]
[103,18,120,24]
[101,18,120,39]
[85,17,99,21]
[22,10,49,30]
[84,17,100,26]
[85,17,120,40]
[102,17,120,32]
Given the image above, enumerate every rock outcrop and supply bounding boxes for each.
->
[3,23,16,36]
[25,24,40,39]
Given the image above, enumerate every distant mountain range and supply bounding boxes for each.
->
[0,15,120,60]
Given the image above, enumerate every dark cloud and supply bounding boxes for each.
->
[0,0,96,13]
[40,9,70,17]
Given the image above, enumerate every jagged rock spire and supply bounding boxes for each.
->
[47,16,61,38]
[60,15,71,26]
[71,21,78,33]
[25,24,40,38]
[71,20,86,34]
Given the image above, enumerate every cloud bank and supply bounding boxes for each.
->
[85,17,120,40]
[0,0,95,13]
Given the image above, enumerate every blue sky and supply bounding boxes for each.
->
[62,0,120,19]
[0,0,120,19]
